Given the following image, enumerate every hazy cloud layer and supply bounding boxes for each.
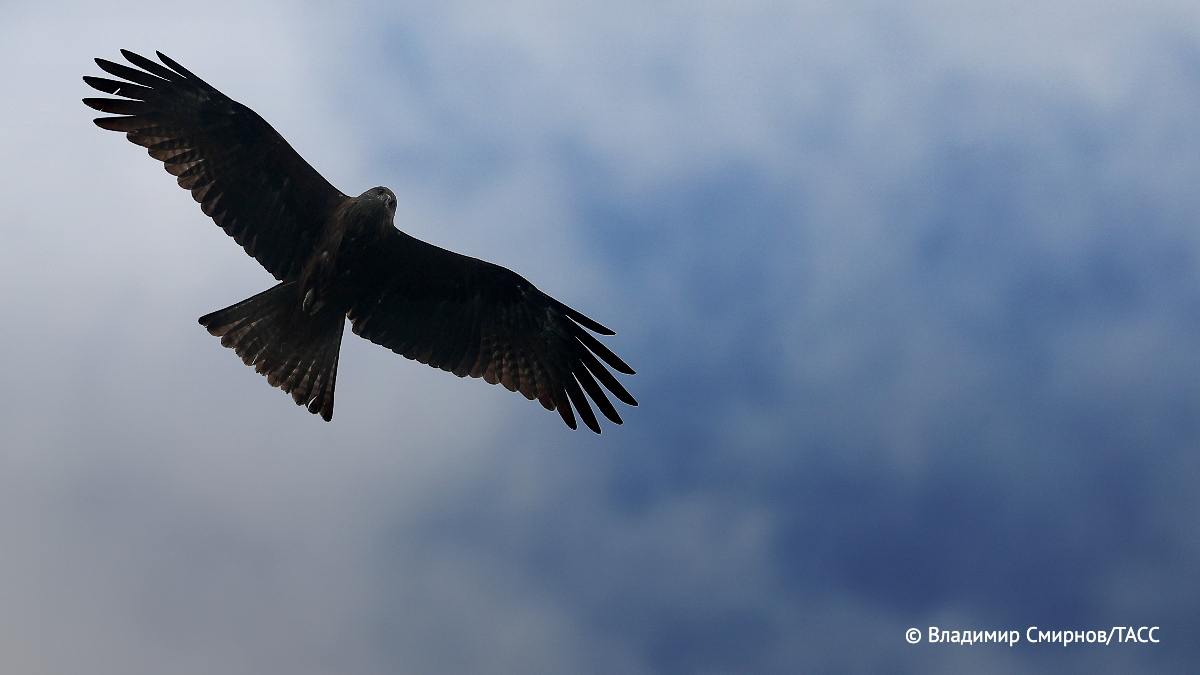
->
[3,1,1199,673]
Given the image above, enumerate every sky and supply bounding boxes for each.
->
[3,1,1200,673]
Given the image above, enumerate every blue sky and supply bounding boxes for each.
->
[2,1,1199,673]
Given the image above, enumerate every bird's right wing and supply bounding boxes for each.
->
[84,50,347,281]
[346,229,638,433]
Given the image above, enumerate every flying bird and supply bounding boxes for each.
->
[83,50,636,432]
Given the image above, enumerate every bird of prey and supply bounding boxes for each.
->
[83,50,636,432]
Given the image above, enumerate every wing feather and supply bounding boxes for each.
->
[85,50,346,280]
[347,230,637,432]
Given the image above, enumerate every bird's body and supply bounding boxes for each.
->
[84,50,636,431]
[298,187,394,316]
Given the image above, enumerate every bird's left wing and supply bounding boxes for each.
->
[346,229,637,433]
[84,50,347,281]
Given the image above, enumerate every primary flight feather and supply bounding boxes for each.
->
[84,50,636,432]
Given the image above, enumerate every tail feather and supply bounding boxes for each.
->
[198,282,345,421]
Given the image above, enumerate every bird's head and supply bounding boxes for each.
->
[363,186,397,218]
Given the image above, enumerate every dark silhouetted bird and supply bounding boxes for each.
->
[84,50,636,431]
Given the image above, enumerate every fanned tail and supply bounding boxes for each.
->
[198,282,345,421]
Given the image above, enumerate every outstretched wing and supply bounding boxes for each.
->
[84,50,346,281]
[347,230,638,433]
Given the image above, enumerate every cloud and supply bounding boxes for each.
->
[2,1,1199,673]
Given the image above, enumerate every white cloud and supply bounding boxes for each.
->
[3,1,1200,673]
